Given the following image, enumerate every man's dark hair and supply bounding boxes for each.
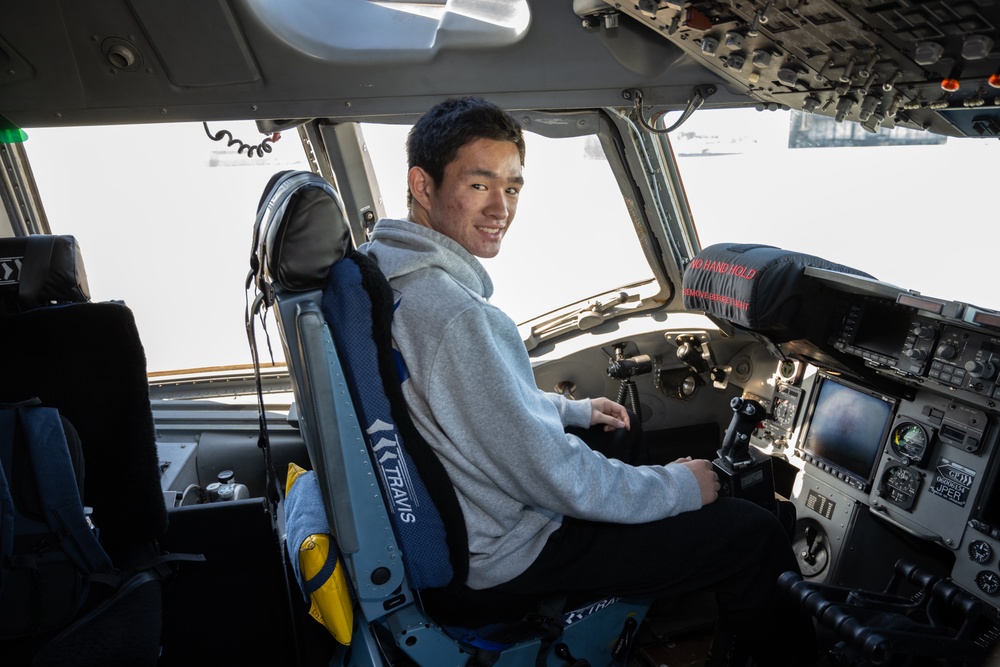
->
[407,97,525,206]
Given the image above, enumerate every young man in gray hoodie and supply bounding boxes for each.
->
[361,97,815,665]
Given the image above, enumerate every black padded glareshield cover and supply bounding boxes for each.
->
[682,243,873,336]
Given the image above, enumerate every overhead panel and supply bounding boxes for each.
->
[584,0,1000,138]
[127,0,260,87]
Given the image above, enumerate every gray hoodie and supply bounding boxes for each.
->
[361,218,701,589]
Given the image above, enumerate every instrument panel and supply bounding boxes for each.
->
[745,268,1000,612]
[590,0,1000,139]
[869,394,991,551]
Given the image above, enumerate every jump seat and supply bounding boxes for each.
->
[0,234,168,666]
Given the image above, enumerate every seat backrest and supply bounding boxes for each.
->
[0,234,166,550]
[249,170,467,618]
[0,234,168,665]
[319,248,469,589]
[251,169,469,581]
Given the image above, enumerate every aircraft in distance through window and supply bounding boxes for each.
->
[4,2,1000,665]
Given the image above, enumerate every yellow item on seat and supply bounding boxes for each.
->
[285,462,354,645]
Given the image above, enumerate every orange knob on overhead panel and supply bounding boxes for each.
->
[989,73,1000,89]
[941,78,961,92]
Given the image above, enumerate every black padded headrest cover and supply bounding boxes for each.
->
[253,171,352,293]
[682,243,874,331]
[0,234,90,313]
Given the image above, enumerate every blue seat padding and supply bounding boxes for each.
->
[320,250,468,590]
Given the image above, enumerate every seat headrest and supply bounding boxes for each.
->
[682,243,873,333]
[250,170,353,295]
[0,235,90,313]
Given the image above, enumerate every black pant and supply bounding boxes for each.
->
[486,423,814,664]
[425,423,816,664]
[497,498,812,655]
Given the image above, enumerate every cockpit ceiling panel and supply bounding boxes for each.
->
[242,0,531,63]
[593,0,1000,138]
[0,0,729,128]
[4,0,997,136]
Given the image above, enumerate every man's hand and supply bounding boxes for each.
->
[589,397,631,432]
[675,456,720,506]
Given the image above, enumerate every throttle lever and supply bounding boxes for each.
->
[803,525,818,565]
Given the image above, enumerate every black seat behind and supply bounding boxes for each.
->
[0,234,168,665]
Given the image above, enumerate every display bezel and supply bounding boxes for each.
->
[797,374,899,492]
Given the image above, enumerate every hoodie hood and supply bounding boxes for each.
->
[360,218,494,300]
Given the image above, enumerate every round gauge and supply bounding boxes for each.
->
[976,570,1000,596]
[772,397,796,428]
[969,540,994,564]
[879,465,921,510]
[890,422,928,464]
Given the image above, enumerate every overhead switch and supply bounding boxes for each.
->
[752,50,771,68]
[962,35,994,61]
[727,52,746,70]
[914,42,944,66]
[777,68,799,87]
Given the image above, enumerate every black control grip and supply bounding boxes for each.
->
[779,572,892,664]
[930,579,984,620]
[893,559,940,591]
[718,397,765,466]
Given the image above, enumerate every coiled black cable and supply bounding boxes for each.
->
[203,122,279,158]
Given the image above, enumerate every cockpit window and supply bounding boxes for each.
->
[668,107,1000,312]
[23,121,311,373]
[362,123,656,325]
[22,107,993,374]
[22,118,652,373]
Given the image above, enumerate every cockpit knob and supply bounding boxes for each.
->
[936,344,957,360]
[913,325,934,339]
[965,359,996,379]
[905,348,927,362]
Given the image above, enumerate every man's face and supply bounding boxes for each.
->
[411,137,523,259]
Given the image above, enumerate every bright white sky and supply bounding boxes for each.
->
[21,110,1000,373]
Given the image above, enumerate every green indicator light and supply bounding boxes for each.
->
[0,128,28,144]
[0,114,27,143]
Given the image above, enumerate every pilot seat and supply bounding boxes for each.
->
[248,170,650,667]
